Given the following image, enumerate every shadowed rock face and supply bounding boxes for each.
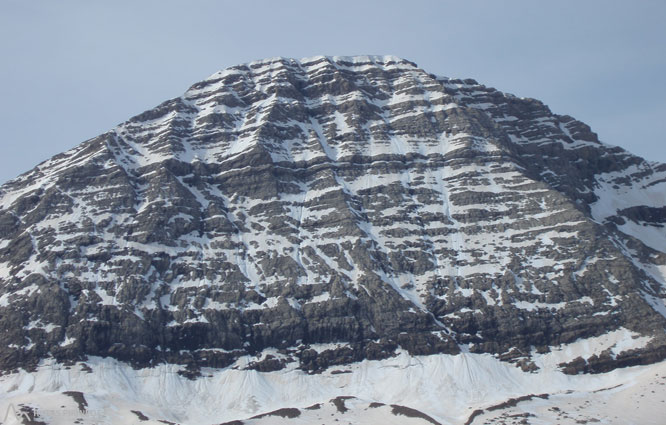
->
[0,55,665,373]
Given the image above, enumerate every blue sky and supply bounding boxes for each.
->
[1,0,664,184]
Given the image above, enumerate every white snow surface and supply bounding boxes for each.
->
[0,330,663,425]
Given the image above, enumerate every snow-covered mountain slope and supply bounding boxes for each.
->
[1,344,665,425]
[0,55,665,423]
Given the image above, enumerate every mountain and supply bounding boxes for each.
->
[0,55,665,424]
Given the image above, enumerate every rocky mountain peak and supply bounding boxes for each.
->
[0,56,665,377]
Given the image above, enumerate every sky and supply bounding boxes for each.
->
[0,0,664,184]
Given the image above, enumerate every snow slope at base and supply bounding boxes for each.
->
[0,349,664,425]
[470,360,666,425]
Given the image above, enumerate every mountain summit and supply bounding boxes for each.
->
[1,56,665,424]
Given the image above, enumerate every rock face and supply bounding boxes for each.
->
[0,55,665,373]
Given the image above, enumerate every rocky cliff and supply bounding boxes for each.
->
[1,55,665,376]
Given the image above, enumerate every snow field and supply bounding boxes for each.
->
[0,331,662,425]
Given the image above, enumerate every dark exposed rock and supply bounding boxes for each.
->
[131,410,150,421]
[331,396,354,413]
[250,408,301,419]
[391,404,443,425]
[16,404,47,425]
[304,403,321,410]
[464,394,549,425]
[245,354,288,372]
[63,391,88,412]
